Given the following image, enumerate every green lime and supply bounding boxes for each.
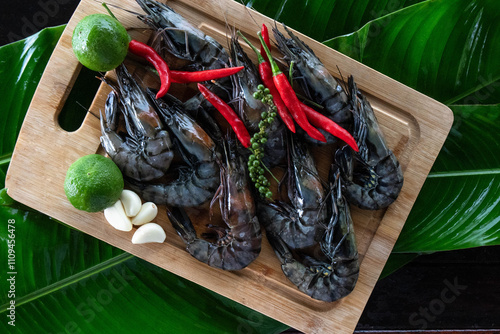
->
[72,14,130,72]
[64,154,124,212]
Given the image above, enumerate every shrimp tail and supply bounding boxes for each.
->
[167,207,196,243]
[266,233,295,264]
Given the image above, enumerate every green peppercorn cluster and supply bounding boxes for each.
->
[248,84,278,199]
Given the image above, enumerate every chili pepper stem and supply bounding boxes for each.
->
[258,32,281,75]
[237,31,265,63]
[289,61,295,87]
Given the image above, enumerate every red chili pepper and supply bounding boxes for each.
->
[238,32,296,133]
[301,103,359,151]
[128,39,171,99]
[197,83,251,148]
[170,66,244,84]
[259,62,296,132]
[258,33,326,142]
[260,24,271,64]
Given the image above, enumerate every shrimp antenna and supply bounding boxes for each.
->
[336,65,350,98]
[96,74,119,95]
[238,0,260,28]
[92,1,142,17]
[79,102,100,121]
[224,24,236,58]
[215,0,233,50]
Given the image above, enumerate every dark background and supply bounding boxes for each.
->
[2,0,499,332]
[0,0,80,46]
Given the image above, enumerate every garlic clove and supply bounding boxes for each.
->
[103,200,133,232]
[131,223,166,244]
[131,202,158,226]
[120,189,142,217]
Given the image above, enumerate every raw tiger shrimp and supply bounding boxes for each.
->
[229,33,265,130]
[229,34,286,167]
[272,25,352,144]
[167,138,262,270]
[265,165,359,302]
[320,165,359,288]
[135,0,229,72]
[100,64,174,182]
[258,134,327,249]
[266,232,358,303]
[178,93,224,145]
[128,91,220,207]
[335,76,404,210]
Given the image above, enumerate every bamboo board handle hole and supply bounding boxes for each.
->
[57,66,102,132]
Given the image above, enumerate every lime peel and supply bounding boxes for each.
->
[64,154,124,212]
[72,13,130,72]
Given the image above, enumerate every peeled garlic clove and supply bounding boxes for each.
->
[103,200,132,232]
[131,223,166,244]
[131,202,158,226]
[120,190,142,217]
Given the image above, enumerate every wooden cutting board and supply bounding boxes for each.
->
[5,0,453,333]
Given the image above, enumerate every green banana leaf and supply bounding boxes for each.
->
[243,0,424,42]
[393,104,500,253]
[324,0,500,104]
[0,27,287,334]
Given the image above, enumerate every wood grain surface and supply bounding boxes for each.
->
[5,0,453,333]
